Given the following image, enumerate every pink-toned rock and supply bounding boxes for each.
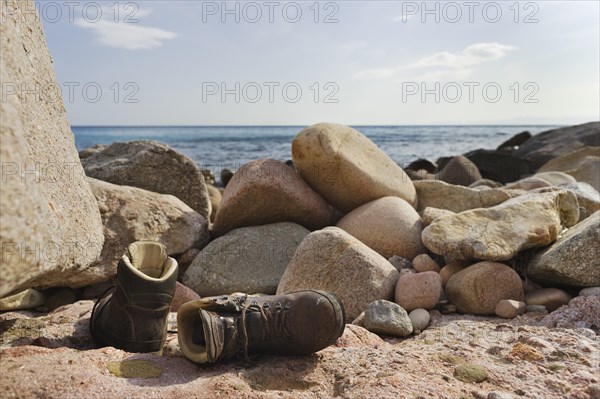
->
[412,254,441,273]
[445,261,524,315]
[439,261,466,288]
[334,324,386,348]
[336,196,424,260]
[277,227,399,320]
[394,271,442,312]
[525,288,572,312]
[175,248,201,278]
[495,299,526,319]
[541,295,600,330]
[170,282,201,312]
[212,158,333,237]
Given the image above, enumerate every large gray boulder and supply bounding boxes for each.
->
[63,179,209,288]
[183,223,309,296]
[81,141,211,220]
[0,1,104,297]
[527,211,600,287]
[513,122,600,170]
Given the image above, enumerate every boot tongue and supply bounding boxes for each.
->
[198,309,241,362]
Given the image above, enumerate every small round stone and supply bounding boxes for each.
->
[495,299,526,319]
[412,254,441,273]
[408,308,430,332]
[579,287,600,297]
[453,363,488,383]
[364,300,413,337]
[525,288,571,312]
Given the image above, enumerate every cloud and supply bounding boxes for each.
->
[407,43,516,69]
[352,42,515,80]
[75,7,176,50]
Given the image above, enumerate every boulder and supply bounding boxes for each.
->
[524,288,571,312]
[291,123,416,212]
[336,196,424,260]
[170,282,201,312]
[63,179,209,287]
[422,207,455,226]
[558,182,600,221]
[513,122,600,170]
[445,261,524,315]
[579,287,600,297]
[220,168,234,187]
[0,289,46,311]
[81,140,211,220]
[439,261,466,289]
[434,155,482,186]
[469,178,502,189]
[183,223,309,296]
[464,149,534,184]
[211,159,333,237]
[505,177,553,191]
[532,171,577,186]
[527,211,600,287]
[538,147,600,190]
[363,300,413,337]
[497,131,532,151]
[413,180,517,213]
[277,227,399,320]
[422,190,579,261]
[394,271,442,312]
[406,159,437,173]
[0,4,104,296]
[206,185,222,223]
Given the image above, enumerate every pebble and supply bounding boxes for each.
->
[363,300,413,337]
[525,288,571,312]
[388,255,412,271]
[526,305,548,314]
[495,300,526,319]
[408,308,430,332]
[412,254,441,273]
[579,287,600,297]
[395,271,442,312]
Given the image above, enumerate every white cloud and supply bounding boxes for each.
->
[353,68,396,80]
[407,43,516,69]
[353,42,515,80]
[75,7,176,50]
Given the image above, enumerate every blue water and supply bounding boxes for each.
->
[72,125,560,174]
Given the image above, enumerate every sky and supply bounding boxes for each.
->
[36,0,600,125]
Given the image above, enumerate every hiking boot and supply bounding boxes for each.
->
[90,241,178,352]
[177,290,346,363]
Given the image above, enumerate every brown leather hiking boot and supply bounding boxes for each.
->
[177,290,346,363]
[90,241,178,353]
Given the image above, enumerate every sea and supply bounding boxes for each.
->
[72,125,560,178]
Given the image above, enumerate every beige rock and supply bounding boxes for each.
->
[0,2,104,296]
[527,211,600,287]
[495,300,526,319]
[212,159,333,237]
[63,179,209,287]
[505,178,553,191]
[413,180,518,213]
[558,182,600,221]
[469,179,502,189]
[336,196,424,260]
[206,185,222,223]
[395,271,442,312]
[412,254,441,273]
[525,288,571,312]
[277,227,399,320]
[445,261,524,315]
[422,190,580,261]
[422,207,455,226]
[183,223,309,296]
[439,261,466,289]
[0,289,46,311]
[538,147,600,191]
[435,156,482,186]
[532,171,577,186]
[291,123,416,212]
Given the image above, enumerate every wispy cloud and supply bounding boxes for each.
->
[75,7,176,50]
[352,42,515,80]
[406,43,516,69]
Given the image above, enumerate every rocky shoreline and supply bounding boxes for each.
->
[1,2,600,398]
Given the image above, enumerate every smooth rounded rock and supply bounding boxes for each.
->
[291,123,416,212]
[395,271,442,312]
[525,288,571,312]
[412,254,441,273]
[532,171,577,186]
[277,227,399,320]
[538,146,600,191]
[184,223,309,296]
[579,287,600,297]
[363,300,413,337]
[495,299,526,319]
[445,262,524,315]
[439,261,466,289]
[336,196,424,260]
[212,158,333,237]
[435,155,482,186]
[408,308,430,332]
[558,182,600,221]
